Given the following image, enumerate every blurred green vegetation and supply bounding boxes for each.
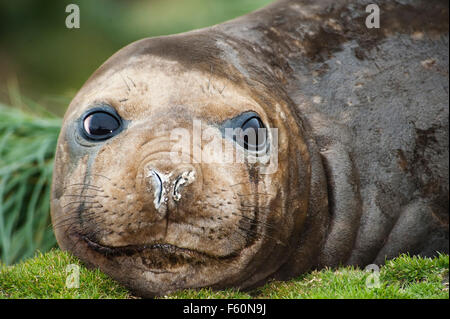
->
[0,0,273,115]
[0,0,273,265]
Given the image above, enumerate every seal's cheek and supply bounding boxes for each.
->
[50,149,97,250]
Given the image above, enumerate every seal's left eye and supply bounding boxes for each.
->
[240,116,267,151]
[220,111,269,154]
[81,109,122,141]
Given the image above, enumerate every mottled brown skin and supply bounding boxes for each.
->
[51,0,449,297]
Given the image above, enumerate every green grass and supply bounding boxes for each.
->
[0,102,60,265]
[0,249,131,299]
[1,250,448,299]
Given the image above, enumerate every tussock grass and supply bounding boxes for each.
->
[0,102,60,265]
[0,250,448,299]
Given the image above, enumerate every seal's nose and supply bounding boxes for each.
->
[146,167,196,209]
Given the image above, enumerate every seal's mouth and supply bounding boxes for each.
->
[82,235,199,257]
[81,234,237,267]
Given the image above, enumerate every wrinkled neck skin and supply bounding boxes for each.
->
[52,0,449,296]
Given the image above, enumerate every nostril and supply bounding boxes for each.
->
[149,169,163,208]
[173,176,184,201]
[173,170,196,201]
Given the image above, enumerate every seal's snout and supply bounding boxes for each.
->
[146,165,196,210]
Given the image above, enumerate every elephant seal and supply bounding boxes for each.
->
[51,0,449,297]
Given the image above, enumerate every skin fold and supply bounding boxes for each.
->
[51,0,449,297]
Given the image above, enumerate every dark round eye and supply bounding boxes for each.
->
[81,109,122,141]
[239,116,267,152]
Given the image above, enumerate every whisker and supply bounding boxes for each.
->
[61,204,103,215]
[61,194,109,198]
[232,212,278,231]
[63,183,103,191]
[53,212,97,229]
[52,210,99,229]
[62,187,105,194]
[54,204,102,228]
[62,201,100,208]
[64,183,102,188]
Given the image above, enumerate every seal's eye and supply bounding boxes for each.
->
[238,116,267,152]
[81,108,122,141]
[220,111,269,153]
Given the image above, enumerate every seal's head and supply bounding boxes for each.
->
[51,32,325,297]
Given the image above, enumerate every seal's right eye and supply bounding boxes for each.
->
[80,107,122,141]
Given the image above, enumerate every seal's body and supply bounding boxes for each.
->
[51,0,449,297]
